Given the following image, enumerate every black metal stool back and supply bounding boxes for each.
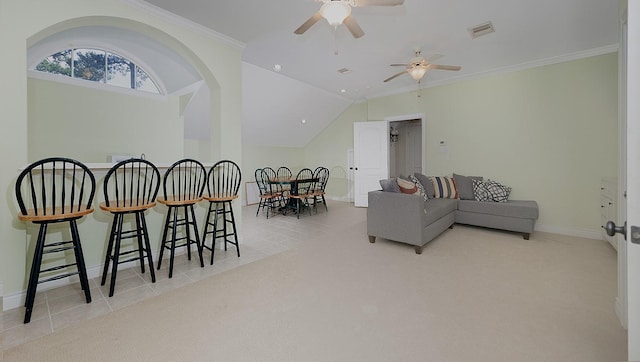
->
[156,159,206,278]
[15,157,95,323]
[99,158,160,296]
[202,160,242,264]
[276,166,292,180]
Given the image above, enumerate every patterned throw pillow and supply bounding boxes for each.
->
[472,179,491,202]
[397,177,419,195]
[431,176,458,199]
[473,179,511,202]
[409,175,428,201]
[485,179,512,202]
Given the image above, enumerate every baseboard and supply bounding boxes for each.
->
[534,223,602,240]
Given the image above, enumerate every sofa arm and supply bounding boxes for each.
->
[367,190,426,246]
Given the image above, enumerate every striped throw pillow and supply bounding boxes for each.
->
[431,176,458,199]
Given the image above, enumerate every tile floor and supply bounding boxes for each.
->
[2,203,304,350]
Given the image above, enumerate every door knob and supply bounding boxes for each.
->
[605,221,627,240]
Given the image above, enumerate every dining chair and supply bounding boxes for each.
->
[156,159,206,278]
[255,168,282,219]
[312,167,330,213]
[100,158,160,297]
[288,168,315,219]
[202,160,241,265]
[15,157,95,323]
[276,166,293,195]
[263,166,279,192]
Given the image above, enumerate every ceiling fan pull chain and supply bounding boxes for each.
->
[333,29,339,55]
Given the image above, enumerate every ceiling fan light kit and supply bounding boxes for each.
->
[294,0,404,39]
[320,1,352,27]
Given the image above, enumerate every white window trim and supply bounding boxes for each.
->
[28,69,168,101]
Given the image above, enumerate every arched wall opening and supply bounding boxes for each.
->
[26,16,222,164]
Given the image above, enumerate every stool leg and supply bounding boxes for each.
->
[184,206,192,261]
[188,204,205,268]
[135,212,146,275]
[108,214,124,297]
[169,206,178,278]
[69,219,91,304]
[228,202,240,258]
[140,212,156,283]
[24,223,47,323]
[202,202,214,264]
[101,215,118,287]
[157,209,172,271]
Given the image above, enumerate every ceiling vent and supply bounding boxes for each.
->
[337,67,352,74]
[468,21,495,39]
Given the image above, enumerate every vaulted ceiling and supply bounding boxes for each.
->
[46,1,622,147]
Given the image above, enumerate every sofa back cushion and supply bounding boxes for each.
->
[453,173,483,200]
[413,173,435,198]
[379,178,400,193]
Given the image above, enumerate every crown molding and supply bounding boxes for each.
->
[120,0,246,50]
[367,44,619,101]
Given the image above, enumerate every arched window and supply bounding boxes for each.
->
[35,48,161,94]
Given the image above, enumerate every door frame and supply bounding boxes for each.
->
[384,113,426,174]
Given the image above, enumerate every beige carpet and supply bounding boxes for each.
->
[3,203,627,361]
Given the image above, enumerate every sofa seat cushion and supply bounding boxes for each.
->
[457,200,538,220]
[424,198,458,225]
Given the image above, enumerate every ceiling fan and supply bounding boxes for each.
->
[384,48,461,83]
[294,0,404,39]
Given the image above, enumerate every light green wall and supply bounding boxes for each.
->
[28,78,182,162]
[0,0,242,298]
[303,53,619,235]
[304,102,367,200]
[242,145,306,180]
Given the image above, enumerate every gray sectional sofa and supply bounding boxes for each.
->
[367,174,539,254]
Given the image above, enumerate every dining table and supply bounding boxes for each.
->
[269,176,318,213]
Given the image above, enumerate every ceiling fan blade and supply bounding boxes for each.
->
[343,15,365,38]
[354,0,404,6]
[383,70,408,82]
[430,64,462,71]
[390,63,409,67]
[294,12,323,35]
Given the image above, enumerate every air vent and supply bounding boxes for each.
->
[468,21,495,39]
[337,68,351,74]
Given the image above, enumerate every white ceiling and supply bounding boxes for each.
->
[32,1,621,147]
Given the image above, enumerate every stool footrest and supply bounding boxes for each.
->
[39,269,80,284]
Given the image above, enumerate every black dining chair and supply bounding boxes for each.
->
[255,168,282,219]
[202,160,242,265]
[312,167,330,213]
[276,166,293,195]
[15,157,95,323]
[288,168,315,219]
[156,159,206,278]
[100,158,160,297]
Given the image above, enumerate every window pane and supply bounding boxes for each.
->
[73,48,105,82]
[135,66,160,94]
[35,50,72,76]
[106,52,133,89]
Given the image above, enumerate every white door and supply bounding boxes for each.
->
[626,2,640,358]
[353,121,389,207]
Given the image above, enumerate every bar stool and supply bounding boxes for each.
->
[201,160,242,265]
[99,158,160,296]
[156,159,206,278]
[15,157,95,323]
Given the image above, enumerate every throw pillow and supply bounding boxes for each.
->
[453,173,483,200]
[472,179,491,202]
[409,174,428,201]
[485,179,512,202]
[413,172,435,198]
[397,177,419,195]
[431,176,458,199]
[379,178,400,193]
